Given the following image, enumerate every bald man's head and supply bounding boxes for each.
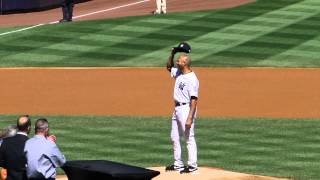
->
[17,115,31,133]
[177,53,192,70]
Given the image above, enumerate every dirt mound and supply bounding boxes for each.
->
[56,166,291,180]
[150,167,291,180]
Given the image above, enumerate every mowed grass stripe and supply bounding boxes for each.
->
[267,27,320,60]
[77,0,304,66]
[66,12,211,64]
[122,0,320,65]
[0,17,138,64]
[208,12,320,62]
[269,48,320,60]
[191,0,320,57]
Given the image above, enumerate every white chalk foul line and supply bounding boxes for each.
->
[0,0,150,36]
[0,24,45,36]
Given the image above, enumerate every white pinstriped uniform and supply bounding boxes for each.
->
[170,67,199,168]
[155,0,166,14]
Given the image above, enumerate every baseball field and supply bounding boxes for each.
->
[1,0,320,179]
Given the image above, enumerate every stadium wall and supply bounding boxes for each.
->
[0,0,89,14]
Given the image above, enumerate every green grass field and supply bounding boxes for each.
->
[1,115,320,180]
[0,0,320,67]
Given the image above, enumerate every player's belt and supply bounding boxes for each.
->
[175,102,188,107]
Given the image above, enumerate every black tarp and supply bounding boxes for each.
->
[62,160,160,180]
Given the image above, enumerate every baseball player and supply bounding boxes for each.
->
[165,42,199,174]
[153,0,166,14]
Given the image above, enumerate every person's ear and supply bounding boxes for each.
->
[27,126,31,134]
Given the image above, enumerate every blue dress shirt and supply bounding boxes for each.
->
[24,135,66,179]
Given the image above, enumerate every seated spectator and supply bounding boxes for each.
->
[0,115,31,180]
[24,118,66,180]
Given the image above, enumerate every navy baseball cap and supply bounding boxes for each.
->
[174,42,191,53]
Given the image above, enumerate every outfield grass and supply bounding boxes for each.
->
[1,115,319,180]
[0,0,320,67]
[0,26,24,34]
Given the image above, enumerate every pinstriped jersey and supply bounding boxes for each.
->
[171,67,199,103]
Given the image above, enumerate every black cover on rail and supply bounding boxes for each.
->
[62,160,160,180]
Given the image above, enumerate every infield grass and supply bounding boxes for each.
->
[0,0,320,67]
[1,115,319,180]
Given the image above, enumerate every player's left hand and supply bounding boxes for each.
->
[185,118,192,129]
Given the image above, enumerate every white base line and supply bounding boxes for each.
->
[0,0,150,36]
[0,24,45,36]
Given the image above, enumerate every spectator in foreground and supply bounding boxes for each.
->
[0,125,18,146]
[24,118,66,180]
[0,124,18,180]
[0,115,31,180]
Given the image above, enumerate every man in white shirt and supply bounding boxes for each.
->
[24,118,66,180]
[165,42,199,174]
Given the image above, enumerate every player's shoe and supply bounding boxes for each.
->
[59,19,72,23]
[180,166,198,174]
[152,10,161,15]
[165,165,185,171]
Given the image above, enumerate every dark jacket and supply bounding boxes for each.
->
[0,134,28,180]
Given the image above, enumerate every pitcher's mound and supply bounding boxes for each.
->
[149,167,291,180]
[56,166,291,180]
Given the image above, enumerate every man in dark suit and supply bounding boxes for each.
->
[59,0,74,23]
[0,115,31,180]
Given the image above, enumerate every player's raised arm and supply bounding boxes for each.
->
[166,48,177,72]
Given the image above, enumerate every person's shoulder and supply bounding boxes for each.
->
[171,67,182,77]
[185,71,197,78]
[1,135,24,147]
[47,139,57,146]
[26,135,42,144]
[25,136,36,145]
[170,67,179,78]
[26,136,55,148]
[16,133,29,140]
[43,138,57,148]
[171,67,178,74]
[188,72,199,83]
[1,135,16,143]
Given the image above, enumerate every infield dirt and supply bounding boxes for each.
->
[1,67,319,118]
